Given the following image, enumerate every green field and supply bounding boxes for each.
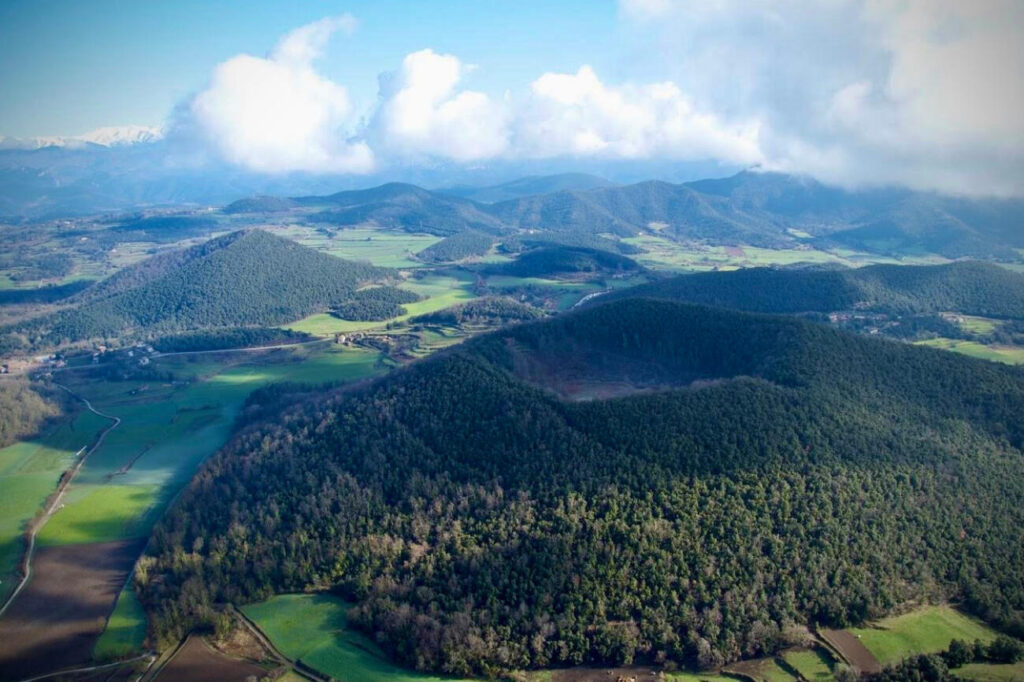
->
[278,225,442,268]
[94,584,148,659]
[954,661,1024,681]
[847,605,1000,666]
[781,648,834,681]
[946,314,1002,336]
[0,409,109,598]
[285,271,479,336]
[243,593,475,682]
[620,235,944,272]
[32,346,386,548]
[916,338,1024,365]
[664,672,741,681]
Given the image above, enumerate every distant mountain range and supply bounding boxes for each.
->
[2,134,1023,261]
[269,172,1024,259]
[439,173,614,203]
[0,125,164,150]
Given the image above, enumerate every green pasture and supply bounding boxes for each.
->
[94,584,148,659]
[0,409,109,597]
[847,605,999,666]
[781,648,834,680]
[946,314,1002,336]
[243,593,475,682]
[916,339,1024,365]
[954,662,1024,681]
[621,235,943,272]
[29,346,384,547]
[285,272,479,335]
[278,225,442,268]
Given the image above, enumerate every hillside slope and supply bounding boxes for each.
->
[142,299,1024,675]
[604,261,1024,318]
[299,183,506,236]
[440,173,615,203]
[2,230,387,351]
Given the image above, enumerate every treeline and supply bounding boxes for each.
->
[867,636,1024,681]
[416,231,494,263]
[0,280,92,305]
[151,328,313,353]
[411,297,545,326]
[0,380,63,448]
[607,261,1024,318]
[331,287,421,321]
[0,230,389,353]
[485,246,642,278]
[139,300,1024,676]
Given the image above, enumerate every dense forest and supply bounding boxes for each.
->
[330,286,421,321]
[606,261,1024,318]
[485,246,642,279]
[411,297,545,326]
[140,299,1024,676]
[151,327,313,353]
[0,280,92,305]
[416,231,494,263]
[0,230,389,354]
[0,379,63,448]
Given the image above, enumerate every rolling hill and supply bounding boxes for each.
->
[0,229,388,353]
[602,261,1024,318]
[298,182,507,236]
[439,173,615,204]
[142,298,1024,676]
[484,245,642,278]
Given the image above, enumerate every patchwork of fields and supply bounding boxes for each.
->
[0,344,389,675]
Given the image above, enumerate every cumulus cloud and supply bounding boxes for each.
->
[186,15,373,174]
[515,65,761,164]
[617,0,1024,196]
[176,4,1024,196]
[370,49,509,161]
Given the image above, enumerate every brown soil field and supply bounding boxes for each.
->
[155,636,270,682]
[0,538,145,681]
[819,628,882,674]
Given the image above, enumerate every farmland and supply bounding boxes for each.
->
[845,605,999,666]
[916,338,1024,364]
[243,593,476,682]
[620,234,944,272]
[0,343,390,676]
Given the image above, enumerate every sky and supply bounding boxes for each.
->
[1,0,1022,196]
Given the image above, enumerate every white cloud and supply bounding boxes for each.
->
[172,5,1024,196]
[515,66,762,164]
[186,15,373,174]
[617,0,1024,196]
[371,49,509,161]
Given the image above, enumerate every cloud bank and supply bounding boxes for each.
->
[177,4,1024,197]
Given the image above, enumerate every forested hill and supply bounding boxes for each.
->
[299,182,506,236]
[603,261,1024,317]
[143,299,1024,676]
[0,229,388,353]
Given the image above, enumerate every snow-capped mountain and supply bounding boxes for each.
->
[0,125,163,150]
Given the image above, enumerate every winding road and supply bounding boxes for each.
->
[0,382,121,620]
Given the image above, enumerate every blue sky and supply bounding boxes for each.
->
[0,0,623,137]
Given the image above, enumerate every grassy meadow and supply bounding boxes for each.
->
[243,593,475,682]
[846,605,1000,666]
[916,338,1024,365]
